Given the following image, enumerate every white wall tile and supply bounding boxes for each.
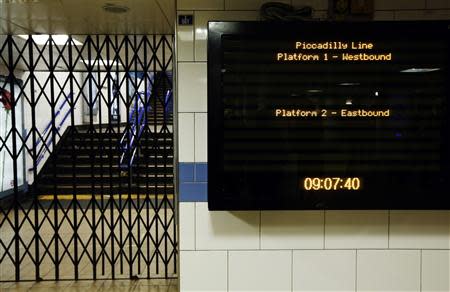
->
[225,0,290,10]
[178,62,207,112]
[389,211,450,249]
[180,202,195,250]
[195,202,259,250]
[422,250,450,292]
[180,250,227,292]
[325,211,388,249]
[229,251,291,292]
[178,113,195,162]
[261,211,324,249]
[292,0,329,10]
[395,9,450,20]
[194,113,207,162]
[293,250,356,292]
[194,11,259,61]
[357,250,421,292]
[177,0,224,10]
[313,9,328,19]
[375,0,426,10]
[374,10,395,20]
[426,0,450,8]
[177,11,194,62]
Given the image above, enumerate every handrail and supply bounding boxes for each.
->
[164,89,173,121]
[119,91,149,169]
[119,72,155,170]
[31,94,72,169]
[119,72,173,171]
[35,97,69,148]
[119,95,140,147]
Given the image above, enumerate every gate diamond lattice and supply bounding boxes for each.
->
[0,35,176,281]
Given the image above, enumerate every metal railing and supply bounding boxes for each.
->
[119,87,173,172]
[31,94,73,169]
[119,91,151,170]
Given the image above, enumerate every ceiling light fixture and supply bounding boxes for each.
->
[102,3,129,14]
[339,82,360,86]
[0,0,39,3]
[18,34,82,46]
[401,68,440,73]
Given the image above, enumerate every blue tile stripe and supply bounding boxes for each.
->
[179,162,207,202]
[195,163,208,182]
[179,182,207,202]
[179,163,194,183]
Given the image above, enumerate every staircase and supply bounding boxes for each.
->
[35,125,174,196]
[34,71,174,197]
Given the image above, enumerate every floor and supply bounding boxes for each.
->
[0,202,178,290]
[0,279,178,291]
[0,201,176,281]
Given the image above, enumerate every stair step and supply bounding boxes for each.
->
[66,132,173,139]
[72,133,173,137]
[64,140,173,147]
[35,124,174,196]
[38,175,173,185]
[37,185,174,195]
[53,156,172,164]
[58,147,173,155]
[45,165,173,174]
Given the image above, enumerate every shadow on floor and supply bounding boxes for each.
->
[0,279,178,291]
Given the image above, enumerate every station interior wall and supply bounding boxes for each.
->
[176,0,450,291]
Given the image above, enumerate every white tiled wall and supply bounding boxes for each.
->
[179,202,196,250]
[395,9,450,20]
[261,211,324,249]
[293,250,356,292]
[357,250,421,292]
[375,0,426,10]
[177,11,194,62]
[426,0,450,9]
[195,203,260,250]
[177,63,207,113]
[178,113,195,162]
[180,250,228,291]
[389,211,450,249]
[178,0,224,10]
[292,0,328,10]
[229,250,292,292]
[225,0,290,10]
[422,250,450,292]
[177,0,450,291]
[324,211,389,249]
[194,113,207,162]
[179,203,450,291]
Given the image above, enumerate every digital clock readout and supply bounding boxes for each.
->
[303,177,361,191]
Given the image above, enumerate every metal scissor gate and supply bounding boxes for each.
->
[0,35,176,281]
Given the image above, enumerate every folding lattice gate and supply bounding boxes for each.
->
[0,35,176,281]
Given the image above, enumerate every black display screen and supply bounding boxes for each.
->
[207,21,450,210]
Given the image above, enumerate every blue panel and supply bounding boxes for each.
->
[179,163,194,183]
[195,163,208,182]
[179,182,207,202]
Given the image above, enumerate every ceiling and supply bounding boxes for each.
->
[0,0,175,35]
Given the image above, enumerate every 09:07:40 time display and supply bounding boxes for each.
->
[303,177,361,191]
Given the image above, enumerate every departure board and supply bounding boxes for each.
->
[207,21,450,210]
